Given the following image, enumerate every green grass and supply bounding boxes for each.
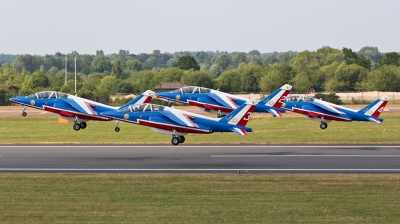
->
[0,174,399,223]
[1,112,400,144]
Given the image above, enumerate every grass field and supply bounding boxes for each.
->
[0,174,399,223]
[0,111,399,144]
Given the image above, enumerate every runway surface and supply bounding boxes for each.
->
[1,145,400,173]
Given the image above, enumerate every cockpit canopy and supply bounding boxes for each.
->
[171,86,211,94]
[285,96,315,102]
[119,103,166,112]
[26,91,69,99]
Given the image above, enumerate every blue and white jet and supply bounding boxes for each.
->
[283,95,390,129]
[156,84,292,118]
[101,99,258,145]
[9,90,155,131]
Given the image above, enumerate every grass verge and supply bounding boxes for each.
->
[0,112,400,144]
[1,174,399,223]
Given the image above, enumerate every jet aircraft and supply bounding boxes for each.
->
[155,84,292,117]
[282,95,390,129]
[101,99,258,145]
[9,90,155,131]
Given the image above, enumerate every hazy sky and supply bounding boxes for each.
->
[2,0,399,55]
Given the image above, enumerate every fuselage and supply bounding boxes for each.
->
[101,103,253,134]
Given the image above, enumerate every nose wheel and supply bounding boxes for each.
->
[22,106,27,117]
[115,121,120,132]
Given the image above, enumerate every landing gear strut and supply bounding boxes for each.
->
[73,117,85,131]
[115,121,120,132]
[320,118,328,129]
[22,106,27,117]
[171,130,184,145]
[217,110,223,118]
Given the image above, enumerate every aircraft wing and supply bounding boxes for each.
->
[158,110,199,128]
[205,93,238,109]
[61,98,100,115]
[60,98,91,114]
[310,101,345,115]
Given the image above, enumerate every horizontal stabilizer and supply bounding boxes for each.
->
[266,108,282,117]
[229,127,248,135]
[368,117,382,124]
[311,101,345,114]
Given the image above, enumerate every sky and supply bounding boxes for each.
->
[1,0,399,55]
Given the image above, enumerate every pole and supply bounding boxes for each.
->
[65,56,67,85]
[74,56,77,93]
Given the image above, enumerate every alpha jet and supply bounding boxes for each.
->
[9,90,155,131]
[155,84,292,117]
[101,99,258,145]
[282,95,390,129]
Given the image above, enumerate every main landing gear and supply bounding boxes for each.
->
[320,119,328,129]
[115,121,120,132]
[171,130,185,145]
[73,117,87,131]
[22,106,27,117]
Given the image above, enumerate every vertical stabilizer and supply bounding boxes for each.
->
[358,96,389,117]
[219,99,258,126]
[118,90,155,110]
[260,84,292,108]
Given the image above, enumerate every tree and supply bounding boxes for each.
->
[378,52,400,67]
[248,50,260,56]
[112,60,123,79]
[215,54,231,71]
[342,47,371,70]
[216,70,241,92]
[358,46,382,63]
[181,70,214,87]
[368,65,400,91]
[92,56,111,73]
[126,59,143,71]
[23,70,49,90]
[231,53,247,68]
[174,55,200,71]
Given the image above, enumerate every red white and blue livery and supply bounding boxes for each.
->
[283,95,390,129]
[156,84,292,118]
[9,90,155,131]
[101,99,258,145]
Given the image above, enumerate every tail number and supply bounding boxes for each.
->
[243,112,253,121]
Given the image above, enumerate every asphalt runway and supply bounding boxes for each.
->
[0,145,400,173]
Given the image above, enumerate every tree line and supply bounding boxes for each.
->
[0,47,400,103]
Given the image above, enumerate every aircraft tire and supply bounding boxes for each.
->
[178,136,185,143]
[320,122,328,129]
[80,122,87,129]
[115,127,120,132]
[22,112,27,117]
[171,137,180,145]
[73,123,81,131]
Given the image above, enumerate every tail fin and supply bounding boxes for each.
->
[358,96,389,117]
[118,90,155,110]
[260,84,292,108]
[219,99,258,126]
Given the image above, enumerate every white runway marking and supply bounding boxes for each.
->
[1,145,400,148]
[212,155,400,158]
[0,168,400,172]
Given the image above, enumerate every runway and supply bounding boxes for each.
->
[1,145,400,173]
